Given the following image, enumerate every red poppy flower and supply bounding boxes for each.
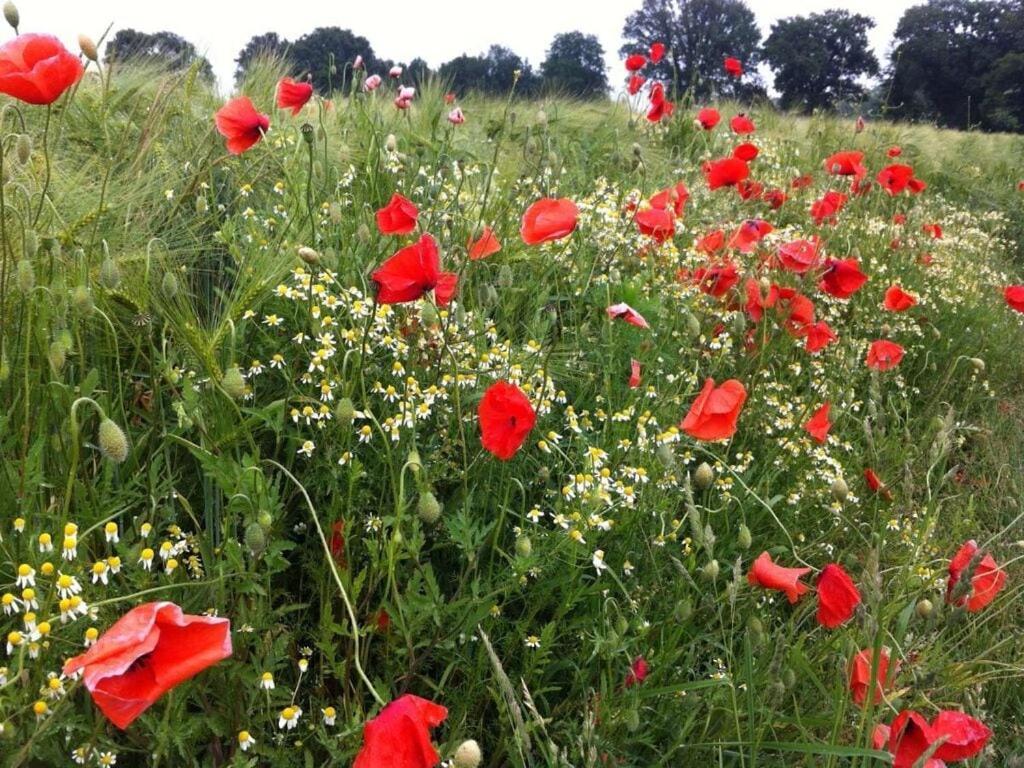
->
[863,468,893,500]
[353,694,448,768]
[521,197,578,244]
[468,226,501,260]
[330,520,347,569]
[907,177,927,194]
[946,540,1006,612]
[732,142,758,162]
[703,157,749,190]
[816,563,861,628]
[627,74,646,95]
[62,602,231,730]
[649,42,665,63]
[723,57,743,76]
[606,302,650,329]
[747,551,811,604]
[887,146,902,158]
[625,53,647,71]
[214,96,270,155]
[736,179,764,201]
[818,257,867,299]
[726,219,769,253]
[886,710,938,768]
[880,709,990,768]
[804,403,832,443]
[680,378,746,441]
[766,187,788,209]
[635,206,675,242]
[803,321,838,353]
[697,107,721,129]
[774,288,815,334]
[791,173,814,189]
[823,150,866,178]
[276,77,314,115]
[866,339,905,371]
[922,223,943,239]
[810,191,848,224]
[625,656,649,687]
[883,285,917,312]
[694,261,740,297]
[696,229,725,254]
[777,238,821,274]
[478,381,536,460]
[849,648,893,705]
[1004,285,1024,312]
[730,114,755,134]
[649,182,689,216]
[376,193,419,235]
[876,164,914,195]
[628,358,642,389]
[371,234,457,306]
[646,82,674,121]
[0,34,84,105]
[929,710,992,761]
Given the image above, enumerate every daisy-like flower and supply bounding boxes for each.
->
[158,541,173,561]
[6,630,23,655]
[322,706,337,726]
[108,556,122,574]
[91,560,110,585]
[84,627,99,647]
[139,548,155,570]
[13,517,25,533]
[21,588,38,610]
[45,673,65,698]
[33,700,49,719]
[97,752,117,766]
[592,549,608,575]
[62,536,77,560]
[165,558,178,576]
[297,658,309,673]
[260,671,275,690]
[71,746,89,764]
[15,564,35,588]
[140,522,153,538]
[278,706,301,730]
[1,593,16,615]
[104,522,119,543]
[238,731,256,751]
[297,440,316,458]
[525,635,541,649]
[55,573,81,599]
[37,533,53,552]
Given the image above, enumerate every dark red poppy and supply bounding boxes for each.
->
[946,540,1006,612]
[732,142,759,162]
[1003,285,1024,312]
[886,710,937,768]
[849,648,893,705]
[866,339,904,371]
[276,77,314,115]
[922,223,943,239]
[877,164,915,195]
[730,114,755,134]
[816,563,861,628]
[810,191,848,225]
[376,193,419,235]
[635,206,675,242]
[521,197,579,244]
[736,179,764,201]
[650,42,665,63]
[696,229,725,254]
[764,188,787,209]
[628,358,642,389]
[627,74,646,95]
[724,57,743,76]
[371,234,457,306]
[0,34,84,105]
[353,694,448,768]
[803,321,838,353]
[863,468,893,500]
[478,381,536,460]
[329,520,347,568]
[215,97,270,155]
[680,378,746,441]
[625,54,647,71]
[778,238,821,273]
[791,173,814,190]
[649,181,689,216]
[703,157,749,190]
[804,403,832,443]
[823,151,866,178]
[606,302,649,329]
[468,226,501,260]
[907,177,927,194]
[694,261,739,297]
[697,107,721,130]
[887,146,902,158]
[625,656,649,687]
[62,602,232,729]
[747,551,811,604]
[819,258,867,298]
[883,285,917,312]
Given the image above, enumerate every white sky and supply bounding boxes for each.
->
[19,0,922,92]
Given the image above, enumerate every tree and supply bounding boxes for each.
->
[619,0,763,100]
[234,32,288,84]
[885,0,1024,129]
[288,27,377,93]
[105,29,213,80]
[439,46,541,96]
[980,52,1024,131]
[541,32,608,98]
[762,11,878,113]
[438,54,490,94]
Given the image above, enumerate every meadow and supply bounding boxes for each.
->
[1,37,1024,768]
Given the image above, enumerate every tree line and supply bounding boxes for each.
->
[103,0,1024,132]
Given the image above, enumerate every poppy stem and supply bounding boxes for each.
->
[263,458,387,707]
[32,104,52,227]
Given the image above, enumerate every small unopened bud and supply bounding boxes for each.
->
[702,559,720,580]
[420,301,438,325]
[536,109,547,126]
[782,667,796,689]
[747,616,764,643]
[257,510,273,530]
[673,598,692,622]
[329,201,343,224]
[16,259,34,292]
[831,477,849,502]
[537,466,551,482]
[385,133,397,152]
[221,366,246,399]
[301,123,315,145]
[195,196,208,214]
[417,491,441,524]
[357,223,371,243]
[100,256,121,289]
[685,313,701,338]
[48,340,66,372]
[693,462,714,490]
[515,536,532,558]
[15,133,31,165]
[335,397,355,427]
[161,271,179,299]
[98,418,129,463]
[3,1,18,31]
[406,449,422,474]
[78,34,98,62]
[916,598,933,619]
[737,524,752,550]
[453,740,482,768]
[969,357,985,374]
[497,264,514,289]
[23,230,38,257]
[244,521,266,556]
[656,443,675,468]
[631,142,642,158]
[71,285,93,315]
[297,246,320,265]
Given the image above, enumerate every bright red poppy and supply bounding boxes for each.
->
[371,234,457,306]
[650,42,665,63]
[697,107,721,129]
[376,193,419,235]
[803,321,838,353]
[876,164,915,195]
[703,157,749,190]
[863,467,892,500]
[730,114,755,134]
[778,238,821,274]
[727,219,772,253]
[649,182,689,216]
[479,381,536,460]
[929,710,992,762]
[62,602,231,730]
[724,57,743,76]
[747,551,811,604]
[625,656,649,687]
[694,261,740,297]
[733,142,759,162]
[883,285,917,312]
[823,150,866,178]
[646,82,674,121]
[804,403,832,443]
[764,188,787,209]
[214,96,270,155]
[888,146,902,158]
[680,378,746,441]
[946,540,1006,612]
[696,229,725,254]
[879,709,990,768]
[353,694,448,768]
[635,206,675,242]
[737,179,764,201]
[627,74,646,95]
[276,77,314,115]
[521,197,579,244]
[625,54,647,72]
[819,258,867,298]
[849,648,893,705]
[922,223,943,239]
[606,302,649,329]
[468,226,501,260]
[816,563,861,628]
[628,358,642,389]
[866,340,905,371]
[1004,285,1024,312]
[0,34,84,105]
[810,190,848,225]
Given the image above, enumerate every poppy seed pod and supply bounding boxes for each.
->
[78,34,98,62]
[221,366,246,399]
[694,462,714,490]
[417,491,441,524]
[3,1,17,30]
[244,522,266,556]
[98,418,129,463]
[916,598,934,619]
[515,536,532,558]
[297,246,319,265]
[15,133,31,164]
[300,123,314,145]
[453,739,483,768]
[831,477,849,502]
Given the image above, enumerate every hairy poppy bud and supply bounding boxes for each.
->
[71,285,93,315]
[257,510,273,530]
[244,521,266,556]
[161,271,179,299]
[48,340,66,372]
[916,598,933,619]
[23,229,38,257]
[626,708,640,732]
[78,34,98,62]
[335,397,355,427]
[16,259,34,293]
[195,196,208,214]
[747,616,764,643]
[497,264,514,289]
[420,301,438,325]
[297,246,319,265]
[100,256,121,289]
[3,1,17,30]
[737,524,752,550]
[453,740,482,768]
[357,223,371,243]
[15,133,31,164]
[536,109,547,126]
[656,443,674,468]
[537,466,551,482]
[329,201,343,224]
[221,366,246,399]
[782,667,796,689]
[685,312,701,339]
[632,142,643,158]
[693,462,714,490]
[969,357,985,374]
[831,477,849,502]
[98,418,129,463]
[702,559,720,580]
[385,134,397,152]
[673,598,692,622]
[515,536,532,558]
[301,123,315,145]
[614,615,628,635]
[406,449,422,474]
[417,491,441,524]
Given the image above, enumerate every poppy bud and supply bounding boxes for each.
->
[161,271,179,299]
[880,323,891,336]
[515,536,532,558]
[536,109,547,126]
[3,2,17,30]
[78,34,98,62]
[221,365,246,399]
[335,397,355,427]
[831,477,849,502]
[71,285,93,315]
[614,615,629,635]
[737,524,752,550]
[417,491,441,524]
[673,598,692,622]
[693,462,714,490]
[0,351,9,382]
[329,201,343,224]
[257,510,274,530]
[497,264,514,288]
[537,466,551,482]
[625,708,640,732]
[747,616,764,643]
[685,312,701,338]
[244,521,266,556]
[297,246,320,265]
[969,358,985,373]
[702,559,720,580]
[916,598,933,619]
[632,142,643,158]
[15,133,31,164]
[406,449,422,474]
[195,196,208,214]
[420,301,438,325]
[453,740,483,768]
[23,229,38,257]
[782,667,796,689]
[100,256,121,289]
[48,340,66,372]
[98,418,129,463]
[301,123,314,145]
[357,223,371,243]
[385,133,397,152]
[16,259,34,292]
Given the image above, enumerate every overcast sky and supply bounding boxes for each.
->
[19,0,922,92]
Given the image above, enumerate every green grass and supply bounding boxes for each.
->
[1,55,1024,766]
